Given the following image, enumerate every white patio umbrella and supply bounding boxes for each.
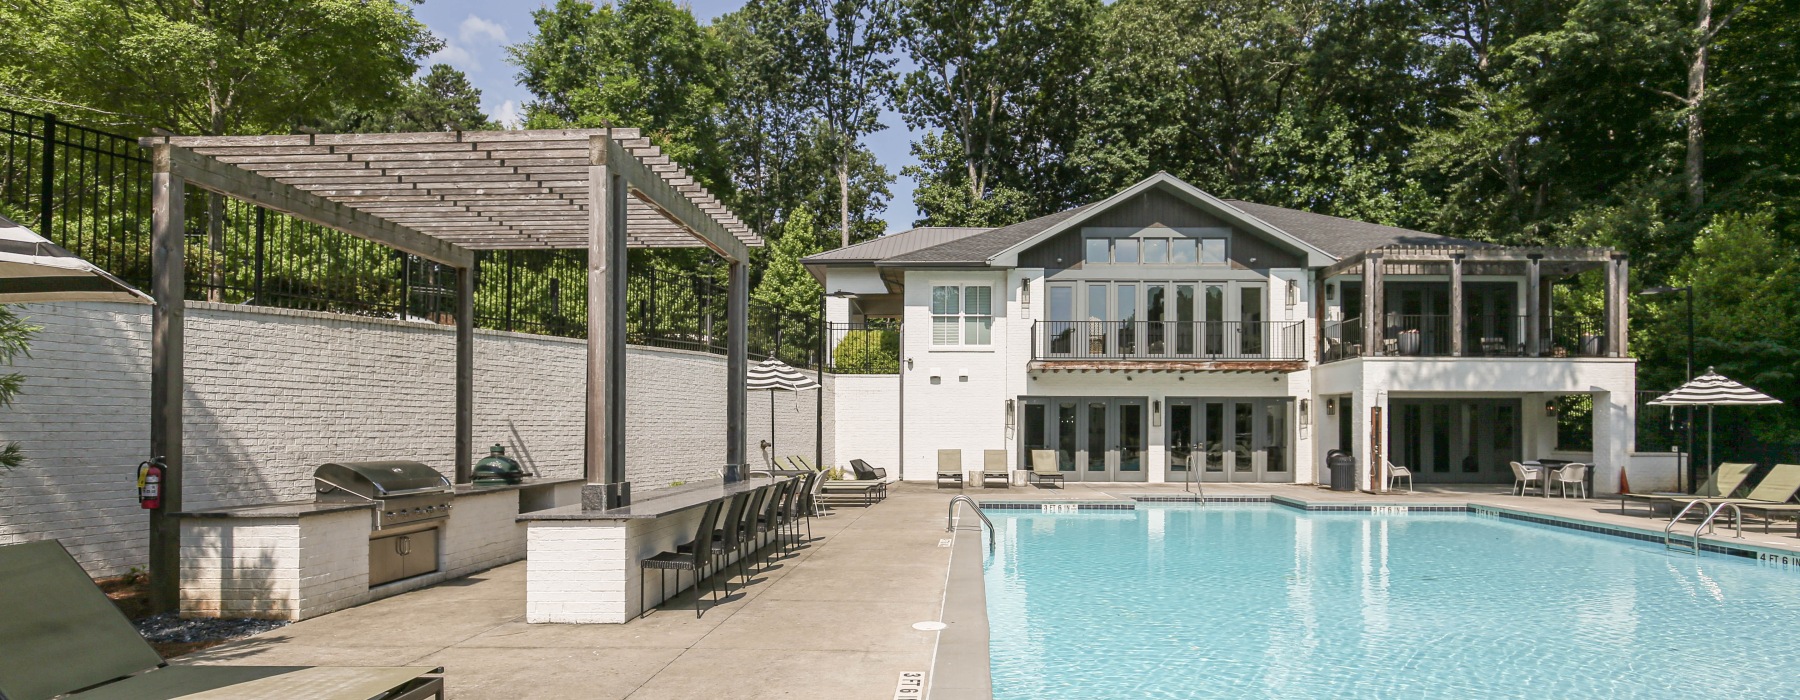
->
[0,213,151,303]
[746,357,819,462]
[1649,367,1783,480]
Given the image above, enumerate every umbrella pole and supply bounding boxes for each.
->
[1707,405,1714,476]
[770,391,777,466]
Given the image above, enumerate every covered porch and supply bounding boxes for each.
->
[1318,246,1629,361]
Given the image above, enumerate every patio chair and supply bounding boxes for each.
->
[1387,461,1413,493]
[1619,462,1757,515]
[1509,461,1542,496]
[0,539,445,700]
[983,449,1011,488]
[642,499,724,619]
[680,492,752,591]
[1030,449,1065,489]
[1551,463,1589,498]
[848,459,889,501]
[937,449,963,489]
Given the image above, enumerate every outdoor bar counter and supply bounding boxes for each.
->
[177,477,582,621]
[519,476,786,624]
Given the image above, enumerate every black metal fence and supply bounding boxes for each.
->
[825,320,900,374]
[0,107,819,368]
[1033,320,1306,361]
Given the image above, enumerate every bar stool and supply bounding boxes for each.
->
[681,492,749,592]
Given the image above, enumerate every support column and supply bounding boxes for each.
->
[1525,255,1542,357]
[584,134,629,509]
[725,261,749,477]
[1449,254,1465,357]
[1605,254,1629,357]
[454,264,475,483]
[148,146,186,613]
[1361,254,1383,356]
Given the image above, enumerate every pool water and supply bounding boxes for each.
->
[982,504,1800,699]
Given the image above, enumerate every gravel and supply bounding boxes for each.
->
[134,613,288,645]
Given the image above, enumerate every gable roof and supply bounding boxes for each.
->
[1221,200,1488,257]
[878,204,1101,266]
[803,226,990,264]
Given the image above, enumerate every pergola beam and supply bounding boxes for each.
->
[604,137,749,263]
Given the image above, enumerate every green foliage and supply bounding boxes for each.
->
[753,209,825,315]
[0,306,39,469]
[905,133,1034,227]
[320,64,499,133]
[0,0,438,134]
[832,328,899,373]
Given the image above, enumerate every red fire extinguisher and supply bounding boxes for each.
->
[138,457,165,510]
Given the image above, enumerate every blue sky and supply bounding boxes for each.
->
[411,0,921,234]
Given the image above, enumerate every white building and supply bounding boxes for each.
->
[807,173,1646,494]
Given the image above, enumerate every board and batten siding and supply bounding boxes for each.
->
[0,301,835,577]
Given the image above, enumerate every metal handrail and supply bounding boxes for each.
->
[1664,500,1707,552]
[947,495,995,551]
[1664,500,1745,554]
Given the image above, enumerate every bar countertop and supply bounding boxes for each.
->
[453,476,584,496]
[517,476,794,522]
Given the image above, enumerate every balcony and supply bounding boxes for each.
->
[1322,314,1609,362]
[1032,320,1306,370]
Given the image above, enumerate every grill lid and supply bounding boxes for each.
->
[314,460,451,500]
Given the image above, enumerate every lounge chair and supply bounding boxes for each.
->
[0,539,445,700]
[849,459,890,500]
[1387,461,1413,493]
[982,449,1011,488]
[1030,449,1065,489]
[937,449,963,489]
[1700,463,1800,511]
[1619,462,1756,515]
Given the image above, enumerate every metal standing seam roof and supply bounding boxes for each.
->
[140,128,762,252]
[875,203,1103,265]
[1221,200,1488,258]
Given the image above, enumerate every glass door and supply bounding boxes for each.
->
[1184,398,1293,483]
[1022,397,1149,482]
[1167,400,1196,479]
[1115,399,1148,482]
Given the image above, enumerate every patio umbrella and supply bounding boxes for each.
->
[1649,367,1783,484]
[746,357,819,463]
[0,213,151,303]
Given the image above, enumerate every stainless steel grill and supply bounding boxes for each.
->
[314,460,453,530]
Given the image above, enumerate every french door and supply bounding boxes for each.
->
[1020,397,1148,482]
[1165,398,1292,483]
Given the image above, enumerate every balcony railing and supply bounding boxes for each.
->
[1033,320,1305,361]
[1322,314,1609,362]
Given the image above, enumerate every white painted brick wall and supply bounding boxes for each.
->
[0,301,837,578]
[443,489,523,577]
[834,374,899,473]
[526,504,767,624]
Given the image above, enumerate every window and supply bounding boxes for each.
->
[1171,239,1197,264]
[1143,238,1169,263]
[1085,239,1110,264]
[1201,239,1227,263]
[1081,234,1223,265]
[1113,238,1140,264]
[932,284,993,346]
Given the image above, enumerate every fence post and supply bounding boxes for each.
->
[503,252,514,332]
[252,208,266,304]
[39,113,55,237]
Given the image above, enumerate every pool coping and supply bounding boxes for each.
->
[935,493,1800,698]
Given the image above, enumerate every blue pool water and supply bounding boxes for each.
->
[982,505,1800,699]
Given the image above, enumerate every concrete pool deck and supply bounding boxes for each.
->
[170,481,1800,699]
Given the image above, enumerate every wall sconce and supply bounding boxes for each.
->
[1151,399,1161,427]
[1326,398,1337,416]
[1005,398,1015,428]
[1300,398,1310,421]
[1020,279,1032,311]
[1286,279,1298,309]
[905,357,914,370]
[1326,283,1336,301]
[1545,400,1558,417]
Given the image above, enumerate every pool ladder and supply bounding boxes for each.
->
[947,495,995,551]
[1663,500,1744,554]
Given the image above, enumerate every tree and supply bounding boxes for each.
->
[800,0,899,247]
[0,0,438,135]
[753,208,825,315]
[0,307,38,470]
[321,64,498,133]
[905,132,1033,227]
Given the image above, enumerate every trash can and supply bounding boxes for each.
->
[1326,450,1358,491]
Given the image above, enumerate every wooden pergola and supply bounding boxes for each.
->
[137,128,763,609]
[1318,245,1628,358]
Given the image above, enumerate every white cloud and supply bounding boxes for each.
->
[429,43,478,72]
[459,15,509,46]
[494,100,524,130]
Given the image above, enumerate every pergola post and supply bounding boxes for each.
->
[1605,253,1629,357]
[1449,254,1465,357]
[583,135,630,509]
[1361,254,1382,356]
[454,264,474,483]
[1525,255,1542,357]
[148,145,186,613]
[725,260,749,478]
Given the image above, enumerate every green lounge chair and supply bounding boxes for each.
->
[1030,449,1065,489]
[1618,462,1756,515]
[0,540,444,700]
[1702,463,1800,511]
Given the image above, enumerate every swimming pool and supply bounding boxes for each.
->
[982,503,1800,699]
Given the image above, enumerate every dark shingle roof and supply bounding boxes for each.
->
[1221,200,1487,257]
[878,203,1101,265]
[802,226,989,263]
